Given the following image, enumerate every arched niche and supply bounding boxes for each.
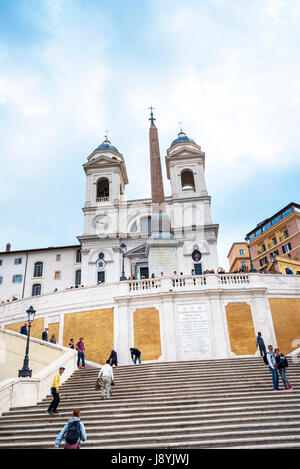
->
[181,169,195,192]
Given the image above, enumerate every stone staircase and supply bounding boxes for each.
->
[0,357,300,449]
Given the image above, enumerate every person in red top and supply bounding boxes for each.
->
[76,338,86,368]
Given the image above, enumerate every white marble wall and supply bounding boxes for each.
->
[1,274,299,365]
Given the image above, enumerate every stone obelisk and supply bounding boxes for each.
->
[147,107,179,276]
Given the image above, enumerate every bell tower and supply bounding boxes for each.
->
[78,136,129,286]
[165,130,208,199]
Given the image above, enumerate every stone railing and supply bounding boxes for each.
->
[0,329,77,414]
[1,274,299,323]
[217,274,250,285]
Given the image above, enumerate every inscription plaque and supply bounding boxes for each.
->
[178,304,210,358]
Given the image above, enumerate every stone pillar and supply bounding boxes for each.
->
[208,295,230,358]
[114,299,132,365]
[160,294,178,362]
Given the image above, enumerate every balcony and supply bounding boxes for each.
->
[96,197,109,203]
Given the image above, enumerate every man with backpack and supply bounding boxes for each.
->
[256,332,266,356]
[265,345,280,391]
[53,409,87,449]
[275,348,293,390]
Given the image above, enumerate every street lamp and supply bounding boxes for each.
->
[245,235,256,273]
[120,243,127,281]
[18,306,36,378]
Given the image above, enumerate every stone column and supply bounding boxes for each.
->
[114,299,132,365]
[160,294,178,362]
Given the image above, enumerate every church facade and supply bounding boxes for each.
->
[1,119,300,365]
[0,121,219,302]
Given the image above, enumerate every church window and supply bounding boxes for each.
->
[34,262,43,278]
[140,216,151,234]
[32,284,41,296]
[75,269,81,285]
[76,249,82,263]
[56,254,61,261]
[130,221,137,233]
[96,178,110,200]
[54,271,61,280]
[97,271,105,283]
[181,170,195,191]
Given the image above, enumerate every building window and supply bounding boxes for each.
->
[272,215,281,225]
[32,284,41,296]
[282,207,293,218]
[56,254,61,261]
[239,249,245,255]
[54,271,61,280]
[76,249,82,263]
[14,258,22,265]
[283,229,289,239]
[263,222,271,231]
[0,276,3,284]
[12,274,23,283]
[97,271,105,284]
[130,221,137,233]
[75,269,81,286]
[241,261,248,271]
[34,262,43,277]
[259,244,266,253]
[0,260,2,265]
[259,257,268,267]
[272,237,277,246]
[140,216,151,234]
[282,242,292,254]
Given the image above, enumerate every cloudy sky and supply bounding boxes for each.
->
[0,0,300,268]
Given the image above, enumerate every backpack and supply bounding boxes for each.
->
[65,420,81,445]
[263,352,269,365]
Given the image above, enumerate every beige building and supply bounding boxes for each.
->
[227,242,251,272]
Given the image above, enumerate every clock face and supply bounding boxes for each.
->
[192,250,201,262]
[94,214,109,233]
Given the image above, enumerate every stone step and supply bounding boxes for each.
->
[1,414,300,438]
[55,380,300,395]
[1,426,300,449]
[5,391,300,415]
[0,407,300,433]
[37,390,299,408]
[2,404,299,426]
[65,373,299,387]
[1,357,299,449]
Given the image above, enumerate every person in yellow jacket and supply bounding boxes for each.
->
[47,367,65,414]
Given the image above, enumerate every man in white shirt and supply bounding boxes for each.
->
[98,360,114,400]
[266,345,280,391]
